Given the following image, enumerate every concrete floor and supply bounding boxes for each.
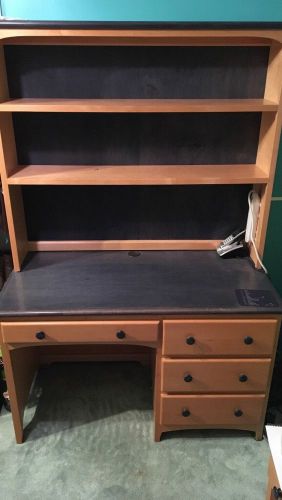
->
[0,362,269,500]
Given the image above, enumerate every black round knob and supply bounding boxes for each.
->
[234,409,243,417]
[239,374,248,383]
[116,330,126,340]
[182,408,190,417]
[273,487,282,499]
[35,331,45,340]
[184,374,193,383]
[186,336,195,345]
[244,336,253,345]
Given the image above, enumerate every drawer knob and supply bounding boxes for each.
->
[186,336,195,345]
[184,374,193,383]
[234,409,243,417]
[116,330,126,340]
[244,336,253,345]
[272,487,282,498]
[35,331,46,340]
[239,374,248,383]
[182,408,190,417]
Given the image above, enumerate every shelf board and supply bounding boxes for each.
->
[27,240,221,251]
[0,98,278,113]
[8,164,269,186]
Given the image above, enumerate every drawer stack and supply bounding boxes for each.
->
[156,318,279,440]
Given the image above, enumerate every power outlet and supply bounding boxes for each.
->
[245,191,260,243]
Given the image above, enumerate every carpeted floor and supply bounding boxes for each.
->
[0,362,269,500]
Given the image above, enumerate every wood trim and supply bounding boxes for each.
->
[252,43,282,267]
[0,29,281,44]
[156,423,262,440]
[39,344,152,365]
[0,46,9,98]
[153,323,163,441]
[2,314,281,323]
[0,98,278,113]
[0,342,39,443]
[254,318,281,440]
[7,164,269,186]
[27,240,221,252]
[266,456,280,499]
[0,46,28,271]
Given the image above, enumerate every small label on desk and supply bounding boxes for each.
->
[236,289,279,307]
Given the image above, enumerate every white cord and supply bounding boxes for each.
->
[248,190,268,274]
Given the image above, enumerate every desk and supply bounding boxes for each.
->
[1,251,281,443]
[266,426,282,499]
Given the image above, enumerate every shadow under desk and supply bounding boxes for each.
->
[1,251,282,443]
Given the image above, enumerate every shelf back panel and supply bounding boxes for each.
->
[5,46,269,99]
[22,185,251,241]
[13,113,261,165]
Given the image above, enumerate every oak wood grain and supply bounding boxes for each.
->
[0,98,278,113]
[8,164,269,186]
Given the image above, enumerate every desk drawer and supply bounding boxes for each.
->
[161,358,271,393]
[160,394,265,426]
[1,321,159,346]
[163,319,278,357]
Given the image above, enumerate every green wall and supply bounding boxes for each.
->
[2,0,282,21]
[265,140,282,295]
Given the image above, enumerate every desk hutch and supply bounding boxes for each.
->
[0,21,281,443]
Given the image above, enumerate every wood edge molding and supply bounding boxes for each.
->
[0,29,281,45]
[0,98,278,113]
[251,42,282,266]
[27,240,221,251]
[7,163,269,186]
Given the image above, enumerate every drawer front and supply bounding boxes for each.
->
[160,394,265,426]
[161,358,271,393]
[163,319,278,356]
[1,321,159,345]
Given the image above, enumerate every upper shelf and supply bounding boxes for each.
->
[0,98,278,113]
[8,164,268,186]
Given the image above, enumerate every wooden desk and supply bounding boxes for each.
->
[266,457,282,499]
[1,251,281,443]
[0,22,281,444]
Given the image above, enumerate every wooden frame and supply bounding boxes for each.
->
[0,29,281,271]
[1,313,280,443]
[265,456,281,499]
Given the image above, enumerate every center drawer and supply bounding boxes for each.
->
[1,320,159,346]
[161,358,271,393]
[163,319,278,356]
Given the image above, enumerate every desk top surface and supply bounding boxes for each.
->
[0,251,281,318]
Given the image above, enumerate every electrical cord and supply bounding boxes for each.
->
[248,190,268,274]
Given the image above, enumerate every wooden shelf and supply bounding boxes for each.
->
[8,164,268,186]
[0,98,278,113]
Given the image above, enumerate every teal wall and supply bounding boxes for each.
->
[2,0,282,293]
[2,0,282,22]
[265,140,282,296]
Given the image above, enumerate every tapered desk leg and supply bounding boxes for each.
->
[153,331,162,443]
[1,344,39,443]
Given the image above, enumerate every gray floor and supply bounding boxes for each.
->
[0,362,269,500]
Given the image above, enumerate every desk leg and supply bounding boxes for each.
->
[266,456,281,500]
[153,331,163,442]
[1,344,39,443]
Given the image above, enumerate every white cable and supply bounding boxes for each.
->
[248,190,268,274]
